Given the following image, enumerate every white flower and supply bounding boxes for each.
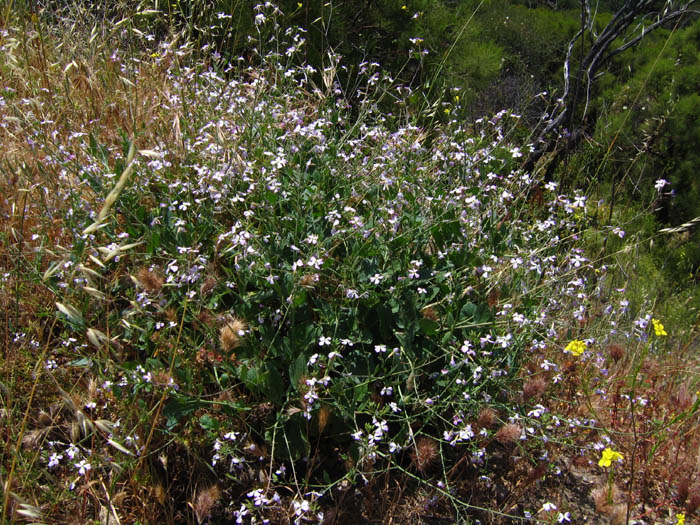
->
[74,459,91,476]
[318,336,331,346]
[66,444,79,459]
[541,502,557,512]
[293,499,310,516]
[540,360,557,371]
[48,453,63,468]
[460,340,474,355]
[654,178,669,191]
[369,273,383,285]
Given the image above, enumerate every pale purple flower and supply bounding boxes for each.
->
[654,178,669,191]
[74,459,91,476]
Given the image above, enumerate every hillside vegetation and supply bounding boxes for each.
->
[1,2,700,524]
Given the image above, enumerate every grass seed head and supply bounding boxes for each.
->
[420,306,439,321]
[411,437,439,473]
[609,504,627,525]
[677,477,690,504]
[686,490,700,514]
[136,267,164,293]
[199,276,217,297]
[477,407,498,429]
[608,343,625,362]
[674,383,693,411]
[522,376,547,403]
[318,405,331,434]
[190,484,221,524]
[495,423,522,445]
[219,317,247,352]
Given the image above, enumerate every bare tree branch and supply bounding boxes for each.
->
[524,0,699,177]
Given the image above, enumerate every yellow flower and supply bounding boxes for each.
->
[598,447,623,468]
[564,339,586,357]
[401,5,407,10]
[676,513,685,525]
[652,318,667,336]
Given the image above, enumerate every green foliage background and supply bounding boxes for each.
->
[32,0,700,281]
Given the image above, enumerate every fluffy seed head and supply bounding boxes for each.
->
[494,423,522,445]
[477,407,498,429]
[522,376,547,403]
[677,477,690,504]
[219,317,247,352]
[675,384,693,411]
[609,504,627,525]
[190,485,221,524]
[199,276,217,297]
[411,437,439,473]
[687,490,700,514]
[136,267,164,293]
[421,306,439,321]
[608,344,625,362]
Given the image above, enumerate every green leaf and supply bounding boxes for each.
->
[377,303,393,340]
[289,353,307,391]
[264,364,285,405]
[460,302,477,319]
[199,414,220,431]
[418,318,439,336]
[280,416,309,461]
[163,396,204,429]
[68,357,93,368]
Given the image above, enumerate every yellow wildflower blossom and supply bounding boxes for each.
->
[676,513,685,525]
[564,339,586,357]
[598,447,623,468]
[652,318,667,336]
